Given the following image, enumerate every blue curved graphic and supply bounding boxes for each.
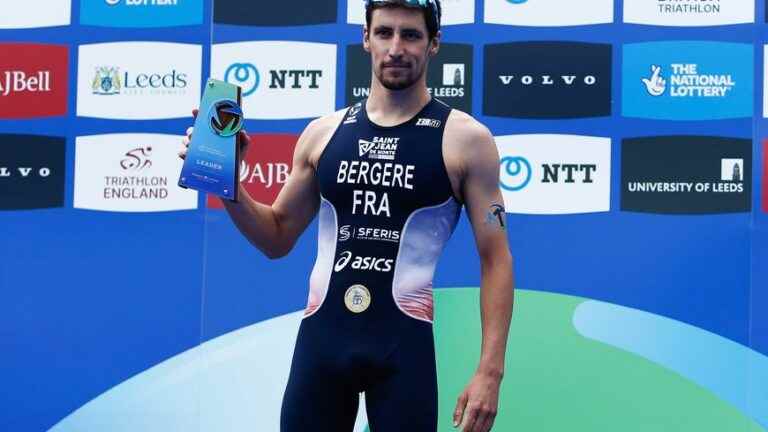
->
[499,156,531,191]
[48,311,369,432]
[224,63,259,97]
[573,300,768,429]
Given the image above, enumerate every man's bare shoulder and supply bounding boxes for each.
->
[303,108,347,143]
[443,109,496,178]
[299,107,349,166]
[445,109,494,149]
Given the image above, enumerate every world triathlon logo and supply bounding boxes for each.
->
[208,100,243,137]
[224,63,259,97]
[499,156,532,191]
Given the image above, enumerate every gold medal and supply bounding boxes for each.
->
[344,284,371,313]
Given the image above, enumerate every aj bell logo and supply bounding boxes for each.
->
[0,71,52,97]
[641,64,735,97]
[358,136,400,160]
[239,160,289,188]
[334,251,393,272]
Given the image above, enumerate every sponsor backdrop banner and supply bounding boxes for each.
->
[483,41,612,118]
[0,43,69,118]
[80,0,204,28]
[0,1,766,432]
[622,41,753,120]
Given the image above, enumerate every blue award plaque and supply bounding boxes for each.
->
[178,78,243,201]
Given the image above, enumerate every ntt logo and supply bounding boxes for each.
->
[499,156,531,192]
[224,63,260,97]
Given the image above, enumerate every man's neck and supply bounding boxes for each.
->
[366,78,432,127]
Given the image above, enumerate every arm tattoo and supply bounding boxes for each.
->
[485,203,506,230]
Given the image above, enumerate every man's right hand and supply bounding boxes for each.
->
[178,108,251,161]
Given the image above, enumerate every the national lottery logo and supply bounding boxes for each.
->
[105,0,179,5]
[81,0,201,27]
[622,41,752,120]
[358,137,400,160]
[92,67,121,95]
[641,64,735,98]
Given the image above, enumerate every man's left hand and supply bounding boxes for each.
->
[453,371,501,432]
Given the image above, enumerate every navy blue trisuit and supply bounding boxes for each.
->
[281,97,462,431]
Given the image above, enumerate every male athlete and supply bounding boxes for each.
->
[180,1,514,430]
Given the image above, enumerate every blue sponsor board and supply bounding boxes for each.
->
[81,0,203,28]
[622,41,753,120]
[213,0,337,26]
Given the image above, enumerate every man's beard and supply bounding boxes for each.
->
[377,63,425,91]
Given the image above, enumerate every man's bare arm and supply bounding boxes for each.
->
[181,112,341,259]
[464,122,514,382]
[450,114,514,432]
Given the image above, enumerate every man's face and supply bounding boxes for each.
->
[364,6,439,91]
